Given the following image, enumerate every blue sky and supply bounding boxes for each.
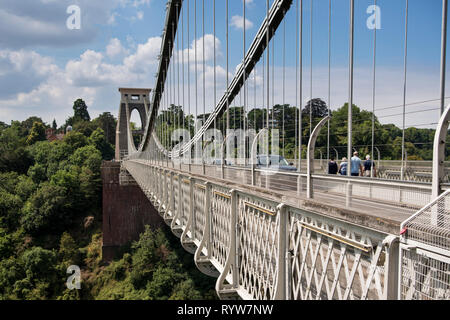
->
[0,0,447,130]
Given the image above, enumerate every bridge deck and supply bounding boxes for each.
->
[144,160,431,235]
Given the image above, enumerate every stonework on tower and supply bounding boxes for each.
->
[115,88,151,160]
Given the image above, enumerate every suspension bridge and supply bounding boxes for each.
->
[106,0,450,300]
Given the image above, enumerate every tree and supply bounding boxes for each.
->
[248,108,269,131]
[93,112,117,145]
[146,266,183,299]
[26,122,46,145]
[169,279,202,300]
[0,125,32,173]
[20,183,71,234]
[73,121,97,138]
[89,128,114,160]
[303,98,329,119]
[0,189,22,231]
[21,117,45,138]
[63,131,88,152]
[69,144,102,173]
[59,232,80,265]
[0,121,8,131]
[73,99,91,123]
[52,119,57,131]
[21,247,57,279]
[16,247,59,299]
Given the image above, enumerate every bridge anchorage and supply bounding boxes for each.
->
[110,0,450,300]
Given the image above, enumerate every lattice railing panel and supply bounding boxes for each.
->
[288,208,387,300]
[193,183,206,242]
[401,190,450,252]
[400,248,450,300]
[210,185,232,267]
[237,194,279,300]
[399,190,450,300]
[180,177,190,227]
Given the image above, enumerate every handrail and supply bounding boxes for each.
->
[432,104,450,198]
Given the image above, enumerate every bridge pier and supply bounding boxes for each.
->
[101,161,164,261]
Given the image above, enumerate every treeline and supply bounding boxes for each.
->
[156,99,449,161]
[0,99,216,300]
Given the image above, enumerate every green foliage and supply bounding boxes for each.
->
[0,98,216,301]
[0,228,15,258]
[73,99,91,123]
[89,128,114,160]
[89,226,216,300]
[59,232,80,265]
[26,122,46,145]
[63,131,88,152]
[303,98,329,118]
[0,123,32,174]
[146,266,184,300]
[92,112,116,145]
[27,163,47,184]
[21,247,57,278]
[20,183,70,235]
[16,247,59,299]
[21,117,45,137]
[69,145,102,172]
[169,279,203,300]
[0,191,22,228]
[72,121,97,138]
[0,257,24,298]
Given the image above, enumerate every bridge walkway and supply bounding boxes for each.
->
[134,160,441,235]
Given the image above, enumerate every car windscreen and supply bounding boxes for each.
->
[259,156,289,166]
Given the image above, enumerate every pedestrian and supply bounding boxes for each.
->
[350,151,363,177]
[339,157,348,176]
[363,154,377,177]
[328,156,338,175]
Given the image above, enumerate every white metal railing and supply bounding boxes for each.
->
[399,190,450,300]
[140,158,432,214]
[123,160,401,300]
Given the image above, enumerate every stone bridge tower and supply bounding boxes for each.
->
[115,88,151,160]
[102,87,163,261]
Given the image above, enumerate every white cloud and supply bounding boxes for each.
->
[176,34,221,65]
[0,36,162,125]
[123,37,162,73]
[0,30,443,133]
[230,15,254,30]
[0,49,58,99]
[106,38,129,59]
[0,0,124,49]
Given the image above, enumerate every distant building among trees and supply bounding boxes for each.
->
[45,128,65,142]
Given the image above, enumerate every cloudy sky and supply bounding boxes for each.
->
[0,0,448,130]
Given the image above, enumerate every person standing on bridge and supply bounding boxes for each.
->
[363,155,377,177]
[339,157,348,176]
[350,151,363,177]
[328,156,338,174]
